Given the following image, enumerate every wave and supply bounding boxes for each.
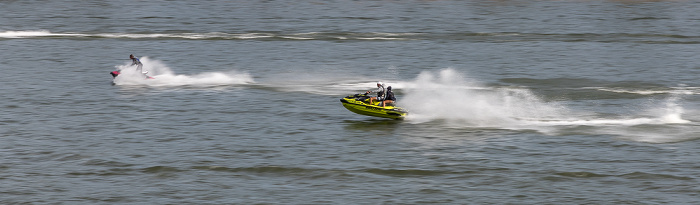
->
[0,30,419,41]
[551,171,692,180]
[4,30,700,43]
[193,165,470,177]
[593,87,700,95]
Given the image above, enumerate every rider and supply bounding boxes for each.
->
[130,54,144,73]
[367,81,386,105]
[130,54,153,79]
[381,86,396,107]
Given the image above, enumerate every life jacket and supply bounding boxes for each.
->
[132,58,142,66]
[375,85,386,98]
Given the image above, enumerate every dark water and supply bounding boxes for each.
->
[2,0,700,204]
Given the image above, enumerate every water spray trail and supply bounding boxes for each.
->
[400,69,568,127]
[112,57,254,87]
[399,69,692,133]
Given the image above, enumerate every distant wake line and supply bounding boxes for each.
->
[0,30,419,41]
[4,30,699,43]
[594,87,700,95]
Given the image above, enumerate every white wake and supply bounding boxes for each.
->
[112,57,254,87]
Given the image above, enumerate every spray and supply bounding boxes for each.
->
[398,68,693,139]
[112,57,254,87]
[401,69,568,128]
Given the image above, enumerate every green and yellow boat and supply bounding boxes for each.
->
[339,93,408,120]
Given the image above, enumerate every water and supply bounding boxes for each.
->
[2,0,700,204]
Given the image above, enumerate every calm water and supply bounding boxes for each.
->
[2,0,700,204]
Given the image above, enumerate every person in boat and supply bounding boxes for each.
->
[366,81,386,105]
[380,86,396,107]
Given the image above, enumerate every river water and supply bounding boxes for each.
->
[2,0,700,204]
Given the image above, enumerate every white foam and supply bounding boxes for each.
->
[648,97,691,124]
[112,57,254,87]
[595,87,698,95]
[0,30,85,38]
[397,69,695,143]
[401,69,566,127]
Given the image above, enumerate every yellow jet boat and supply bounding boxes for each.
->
[340,93,408,120]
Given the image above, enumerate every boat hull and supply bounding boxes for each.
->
[340,94,408,119]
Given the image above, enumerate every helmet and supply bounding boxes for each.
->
[377,81,383,87]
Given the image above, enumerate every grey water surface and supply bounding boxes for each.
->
[1,0,700,204]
